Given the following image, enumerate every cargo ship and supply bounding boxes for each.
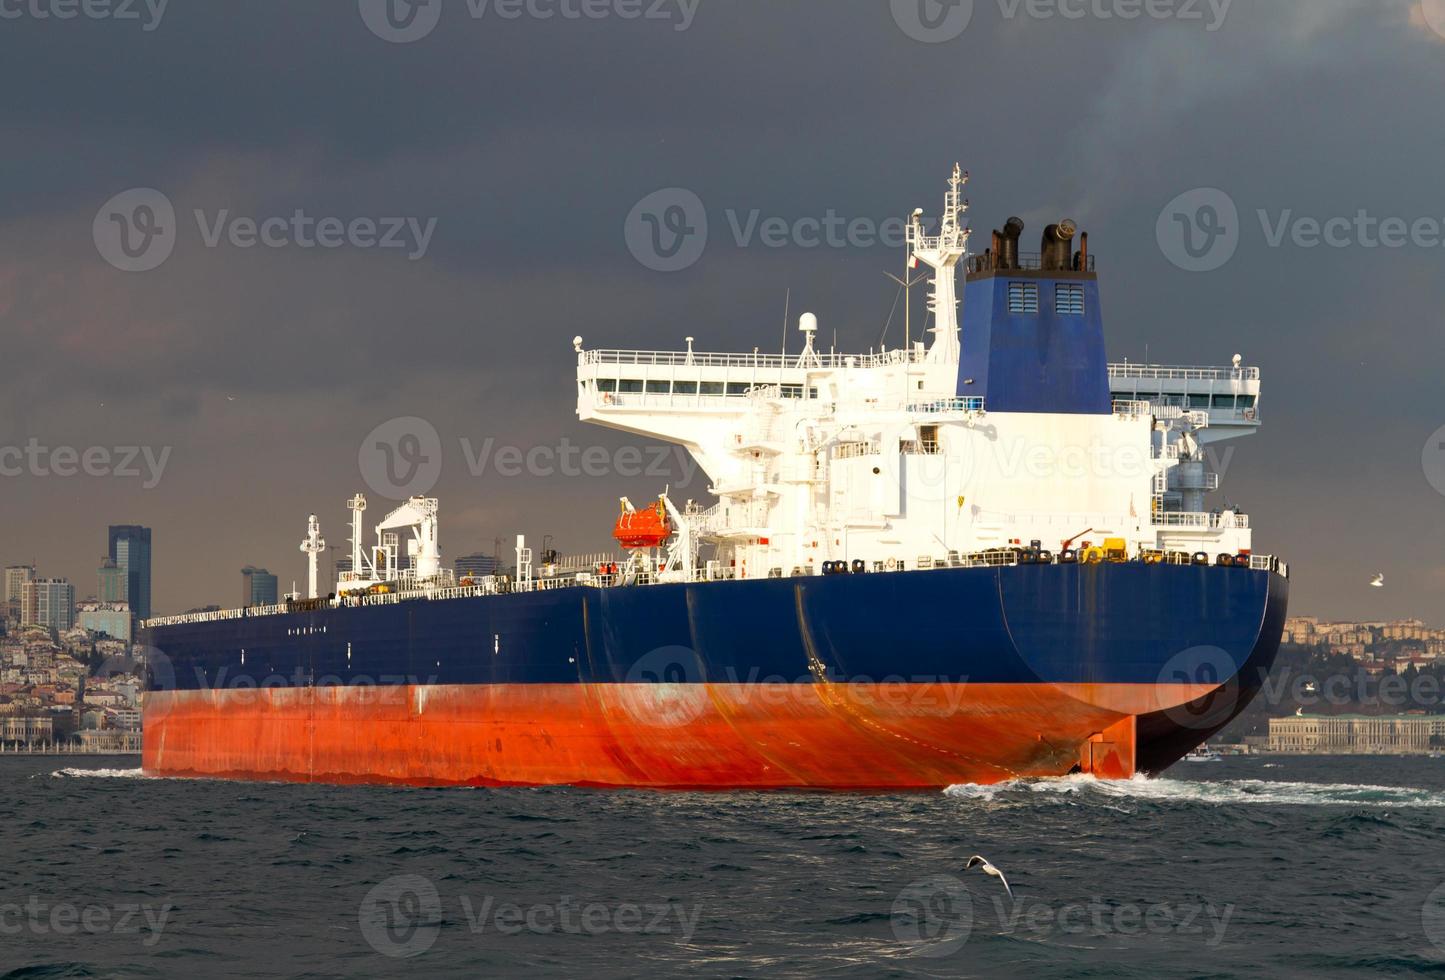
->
[140,167,1288,789]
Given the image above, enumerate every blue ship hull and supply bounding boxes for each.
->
[140,563,1288,789]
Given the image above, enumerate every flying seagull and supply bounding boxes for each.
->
[1370,573,1384,589]
[964,856,1012,898]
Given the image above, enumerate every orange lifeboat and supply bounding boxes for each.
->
[613,499,672,550]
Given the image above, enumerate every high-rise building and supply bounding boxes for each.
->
[97,558,128,603]
[240,566,279,607]
[21,578,75,631]
[4,565,35,622]
[108,526,153,620]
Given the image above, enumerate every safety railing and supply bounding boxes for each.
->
[1108,363,1261,382]
[582,347,927,371]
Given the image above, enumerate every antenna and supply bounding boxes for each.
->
[883,269,927,349]
[781,288,791,357]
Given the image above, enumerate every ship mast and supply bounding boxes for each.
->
[907,163,970,364]
[299,514,326,599]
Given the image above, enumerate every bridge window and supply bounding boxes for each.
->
[780,385,803,399]
[619,379,643,393]
[1238,395,1257,409]
[1190,394,1211,409]
[596,378,617,393]
[646,380,670,394]
[1008,282,1039,315]
[1055,283,1085,316]
[674,381,698,395]
[1212,395,1236,408]
[700,381,724,396]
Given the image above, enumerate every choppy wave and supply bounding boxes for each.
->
[945,773,1445,807]
[48,767,149,779]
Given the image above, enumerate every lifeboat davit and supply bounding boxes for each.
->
[613,500,672,550]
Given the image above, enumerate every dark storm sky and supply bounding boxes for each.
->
[1,0,1443,619]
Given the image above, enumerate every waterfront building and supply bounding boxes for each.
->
[1269,714,1445,754]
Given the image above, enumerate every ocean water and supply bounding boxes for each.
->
[4,756,1445,978]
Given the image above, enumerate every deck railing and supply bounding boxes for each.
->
[1108,363,1261,382]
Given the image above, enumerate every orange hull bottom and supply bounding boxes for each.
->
[141,683,1210,790]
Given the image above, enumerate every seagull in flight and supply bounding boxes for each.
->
[964,856,1012,898]
[1370,573,1384,589]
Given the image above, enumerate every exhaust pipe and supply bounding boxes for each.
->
[1001,217,1024,270]
[1042,219,1077,272]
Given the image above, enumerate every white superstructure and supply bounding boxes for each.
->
[575,167,1265,581]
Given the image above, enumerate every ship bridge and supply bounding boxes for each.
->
[1108,362,1262,442]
